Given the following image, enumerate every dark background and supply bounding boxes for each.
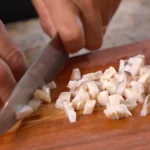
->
[0,0,37,23]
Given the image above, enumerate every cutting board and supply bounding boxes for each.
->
[1,40,150,150]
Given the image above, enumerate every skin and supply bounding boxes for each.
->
[0,0,121,105]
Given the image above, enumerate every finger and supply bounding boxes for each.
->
[43,0,85,53]
[0,20,28,81]
[73,0,103,50]
[32,0,57,37]
[0,58,16,103]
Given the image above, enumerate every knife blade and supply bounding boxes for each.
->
[0,35,68,134]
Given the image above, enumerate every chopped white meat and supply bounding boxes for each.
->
[104,106,117,120]
[114,72,126,83]
[34,89,51,103]
[133,54,145,63]
[137,92,146,103]
[126,75,133,87]
[104,104,132,120]
[116,78,127,94]
[95,81,101,91]
[138,73,150,85]
[28,99,42,112]
[87,81,99,99]
[131,81,145,93]
[70,90,76,98]
[125,57,144,76]
[97,90,109,106]
[42,86,50,96]
[72,88,90,109]
[63,101,76,123]
[82,71,103,81]
[106,78,118,94]
[76,101,86,110]
[139,66,150,76]
[99,79,109,90]
[109,94,124,105]
[120,98,137,111]
[67,80,78,90]
[16,105,33,120]
[140,94,150,116]
[118,60,126,72]
[46,81,56,90]
[83,100,96,115]
[70,68,81,81]
[101,67,117,80]
[55,92,71,109]
[77,82,88,92]
[77,78,89,87]
[124,64,131,73]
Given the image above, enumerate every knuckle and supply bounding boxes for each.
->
[7,48,25,68]
[59,27,83,44]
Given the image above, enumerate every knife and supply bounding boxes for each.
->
[0,35,69,134]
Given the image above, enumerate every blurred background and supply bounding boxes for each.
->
[1,0,150,64]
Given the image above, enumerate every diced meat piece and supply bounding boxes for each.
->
[101,67,117,80]
[133,54,145,63]
[104,106,117,119]
[121,98,137,111]
[99,79,109,90]
[72,88,90,109]
[118,60,126,72]
[70,90,76,98]
[114,72,126,83]
[77,77,89,87]
[70,68,81,81]
[67,80,78,90]
[77,82,88,92]
[83,100,96,115]
[63,101,76,123]
[87,81,99,99]
[56,92,71,109]
[125,57,144,76]
[131,81,145,93]
[28,99,42,111]
[34,89,51,103]
[95,81,101,91]
[109,94,124,105]
[140,94,150,116]
[116,78,127,94]
[97,90,109,106]
[106,78,118,94]
[137,92,146,103]
[46,81,56,90]
[139,66,150,76]
[104,104,132,120]
[16,105,33,120]
[82,71,103,81]
[138,73,150,85]
[76,101,86,110]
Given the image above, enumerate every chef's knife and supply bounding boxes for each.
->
[0,35,68,134]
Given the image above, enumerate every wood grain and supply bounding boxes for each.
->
[1,40,150,150]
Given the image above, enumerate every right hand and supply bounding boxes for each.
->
[0,21,28,106]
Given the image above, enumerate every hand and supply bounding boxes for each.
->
[32,0,121,53]
[0,21,28,106]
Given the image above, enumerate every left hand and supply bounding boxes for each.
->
[32,0,121,53]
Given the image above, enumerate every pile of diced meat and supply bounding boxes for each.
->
[16,54,150,123]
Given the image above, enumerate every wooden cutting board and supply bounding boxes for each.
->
[1,40,150,150]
